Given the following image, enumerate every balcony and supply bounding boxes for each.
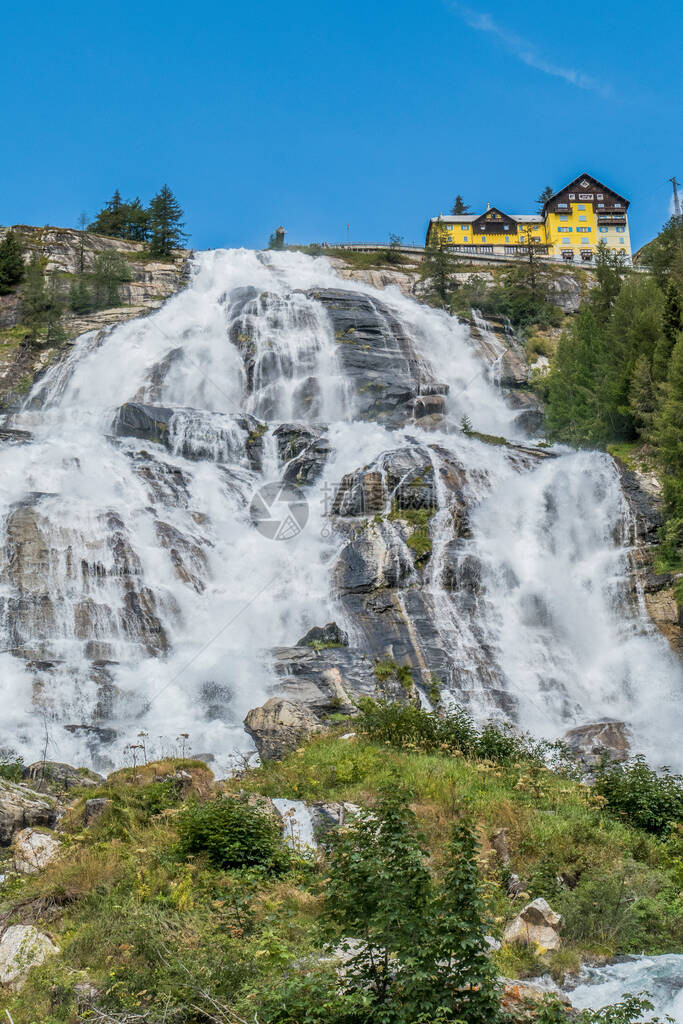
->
[597,214,627,225]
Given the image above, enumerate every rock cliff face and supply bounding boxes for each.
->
[615,458,682,655]
[0,225,188,410]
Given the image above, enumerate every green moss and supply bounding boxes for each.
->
[388,503,434,561]
[606,442,641,472]
[373,659,414,692]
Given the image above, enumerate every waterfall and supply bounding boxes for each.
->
[567,955,683,1023]
[0,248,679,771]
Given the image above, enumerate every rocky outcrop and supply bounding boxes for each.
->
[22,761,103,792]
[12,827,61,874]
[0,225,188,411]
[503,898,563,951]
[244,697,324,760]
[0,924,58,989]
[563,721,630,768]
[311,288,448,426]
[112,402,267,471]
[84,797,112,824]
[0,780,58,845]
[613,455,682,656]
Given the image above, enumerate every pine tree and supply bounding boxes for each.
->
[537,185,554,210]
[124,197,150,242]
[427,820,501,1024]
[21,254,50,340]
[148,185,187,257]
[92,252,132,308]
[451,194,470,215]
[653,281,682,381]
[69,276,93,314]
[89,190,127,238]
[0,230,25,294]
[629,354,657,431]
[652,335,683,476]
[421,243,460,306]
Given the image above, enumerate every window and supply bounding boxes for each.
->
[560,215,569,221]
[615,203,622,208]
[504,223,510,230]
[577,227,592,233]
[598,203,605,208]
[558,227,572,232]
[578,204,586,210]
[599,227,608,233]
[579,216,587,221]
[616,226,625,233]
[461,224,467,229]
[597,194,604,200]
[464,236,468,242]
[578,193,593,200]
[481,236,486,242]
[557,202,568,209]
[569,193,576,199]
[505,236,510,242]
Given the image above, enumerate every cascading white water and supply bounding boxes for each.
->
[567,955,683,1023]
[0,248,680,772]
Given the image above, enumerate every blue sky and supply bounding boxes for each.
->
[2,0,681,251]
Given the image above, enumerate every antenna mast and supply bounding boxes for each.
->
[670,176,682,217]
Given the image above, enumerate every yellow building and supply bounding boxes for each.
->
[426,174,631,264]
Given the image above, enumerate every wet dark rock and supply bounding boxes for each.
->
[282,437,333,486]
[65,723,117,744]
[271,644,376,713]
[0,427,32,445]
[334,522,414,594]
[113,402,267,471]
[308,288,448,426]
[563,721,631,768]
[505,391,545,435]
[273,423,325,464]
[297,622,348,647]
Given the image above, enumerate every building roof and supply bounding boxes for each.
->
[545,173,629,208]
[429,213,543,224]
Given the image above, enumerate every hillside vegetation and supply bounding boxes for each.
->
[2,702,681,1023]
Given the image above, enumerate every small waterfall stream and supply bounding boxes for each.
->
[0,248,679,772]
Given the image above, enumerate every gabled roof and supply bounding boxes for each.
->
[546,173,629,206]
[429,213,543,225]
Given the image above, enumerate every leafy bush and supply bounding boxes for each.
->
[176,795,291,873]
[595,755,682,836]
[356,698,549,768]
[0,749,24,781]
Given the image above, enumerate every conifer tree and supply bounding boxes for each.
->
[653,281,682,381]
[427,820,500,1024]
[652,335,683,476]
[451,194,470,215]
[148,185,187,257]
[21,254,50,339]
[89,190,127,238]
[537,185,554,210]
[421,243,460,306]
[0,230,25,294]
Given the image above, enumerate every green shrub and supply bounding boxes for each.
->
[176,795,291,873]
[0,750,24,781]
[595,756,682,836]
[356,698,550,768]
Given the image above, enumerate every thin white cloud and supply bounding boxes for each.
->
[452,5,611,98]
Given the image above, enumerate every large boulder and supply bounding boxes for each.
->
[0,780,58,845]
[23,761,103,792]
[244,698,324,760]
[334,522,414,594]
[0,924,59,990]
[563,721,630,768]
[12,827,61,875]
[503,898,563,951]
